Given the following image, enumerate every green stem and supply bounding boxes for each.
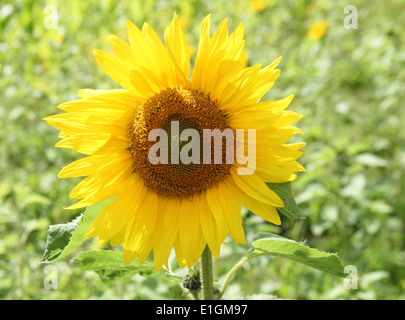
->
[216,253,262,300]
[190,289,200,300]
[200,246,215,300]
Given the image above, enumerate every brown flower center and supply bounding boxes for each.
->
[128,87,232,198]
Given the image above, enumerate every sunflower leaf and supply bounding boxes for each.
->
[40,198,113,263]
[267,182,304,219]
[40,216,80,263]
[251,233,345,278]
[71,250,155,283]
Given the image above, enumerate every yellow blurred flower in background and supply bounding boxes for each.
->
[307,20,328,40]
[250,0,268,13]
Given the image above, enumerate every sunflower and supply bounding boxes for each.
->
[44,14,305,271]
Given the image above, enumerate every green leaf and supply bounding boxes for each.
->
[267,182,304,219]
[251,233,345,277]
[40,216,80,263]
[40,198,113,263]
[71,250,156,283]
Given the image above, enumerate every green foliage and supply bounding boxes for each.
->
[71,250,156,283]
[267,182,304,220]
[1,0,404,300]
[41,198,113,263]
[251,233,345,278]
[40,215,82,263]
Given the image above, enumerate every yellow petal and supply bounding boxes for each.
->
[109,225,126,247]
[228,94,295,126]
[176,196,205,268]
[108,35,134,64]
[174,237,187,269]
[67,173,131,210]
[85,174,147,241]
[198,191,222,259]
[218,178,246,245]
[255,168,298,183]
[210,18,229,50]
[206,183,230,244]
[255,125,303,147]
[58,150,132,178]
[219,63,281,113]
[164,13,191,86]
[76,88,136,100]
[228,107,281,130]
[230,167,284,207]
[126,20,175,90]
[191,16,246,97]
[69,152,132,195]
[238,189,281,225]
[190,14,211,90]
[93,49,141,96]
[55,132,129,156]
[271,111,303,128]
[123,190,159,265]
[44,112,127,137]
[152,197,181,271]
[142,22,177,87]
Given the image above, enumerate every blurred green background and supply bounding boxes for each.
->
[1,0,404,300]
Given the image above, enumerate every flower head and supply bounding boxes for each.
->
[44,14,305,271]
